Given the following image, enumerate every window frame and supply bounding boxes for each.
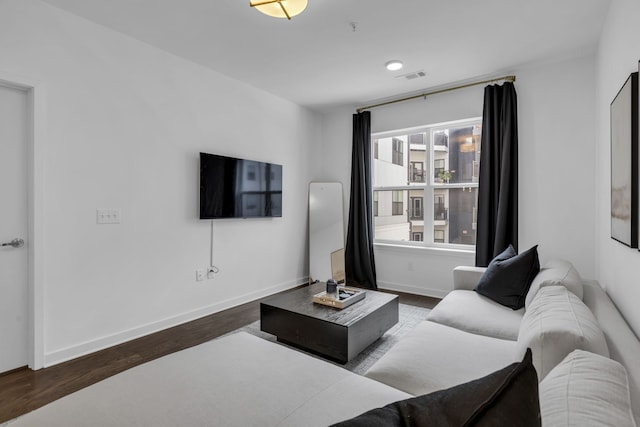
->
[372,117,481,251]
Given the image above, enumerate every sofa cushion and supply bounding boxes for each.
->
[364,320,517,396]
[427,290,523,341]
[475,245,540,310]
[334,349,540,427]
[516,285,609,380]
[524,259,583,309]
[540,350,636,427]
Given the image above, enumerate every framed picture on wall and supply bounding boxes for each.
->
[610,71,638,248]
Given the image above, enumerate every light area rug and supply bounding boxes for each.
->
[235,303,430,375]
[5,306,429,426]
[6,332,412,427]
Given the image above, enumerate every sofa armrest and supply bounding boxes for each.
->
[453,266,486,290]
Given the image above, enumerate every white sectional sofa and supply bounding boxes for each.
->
[7,260,639,426]
[365,259,640,426]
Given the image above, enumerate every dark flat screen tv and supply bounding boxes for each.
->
[199,152,282,219]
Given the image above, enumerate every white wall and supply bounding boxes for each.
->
[320,55,597,297]
[0,0,319,365]
[516,56,596,275]
[595,0,640,336]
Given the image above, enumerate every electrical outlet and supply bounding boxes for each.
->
[196,269,205,281]
[206,266,219,279]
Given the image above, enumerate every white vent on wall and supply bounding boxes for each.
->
[395,70,427,80]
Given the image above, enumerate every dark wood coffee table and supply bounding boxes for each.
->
[260,282,399,364]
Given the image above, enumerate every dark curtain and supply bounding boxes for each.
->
[475,82,519,267]
[345,111,377,289]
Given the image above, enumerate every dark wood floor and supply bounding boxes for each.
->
[0,287,439,424]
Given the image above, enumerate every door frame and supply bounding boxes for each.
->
[0,71,45,370]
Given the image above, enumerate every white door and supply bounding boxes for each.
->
[0,83,29,373]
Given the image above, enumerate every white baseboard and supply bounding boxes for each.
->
[377,280,449,299]
[44,277,308,367]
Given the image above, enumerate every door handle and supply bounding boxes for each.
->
[1,238,24,248]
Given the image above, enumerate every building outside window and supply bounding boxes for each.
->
[372,118,481,248]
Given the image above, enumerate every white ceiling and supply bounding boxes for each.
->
[41,0,611,111]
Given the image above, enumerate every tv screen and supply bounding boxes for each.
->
[199,152,282,219]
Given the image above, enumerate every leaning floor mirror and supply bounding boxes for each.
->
[308,182,345,284]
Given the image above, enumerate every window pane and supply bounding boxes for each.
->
[433,124,481,184]
[433,187,478,245]
[373,136,408,188]
[409,133,427,183]
[374,190,412,242]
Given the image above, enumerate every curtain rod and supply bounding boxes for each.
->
[356,75,516,113]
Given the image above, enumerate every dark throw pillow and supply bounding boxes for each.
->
[474,245,540,310]
[331,349,540,427]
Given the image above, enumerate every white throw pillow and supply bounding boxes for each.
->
[524,259,583,309]
[540,350,637,427]
[516,285,608,380]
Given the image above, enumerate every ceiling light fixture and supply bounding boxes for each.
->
[249,0,308,20]
[385,60,404,71]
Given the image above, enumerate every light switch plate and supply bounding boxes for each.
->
[97,209,121,224]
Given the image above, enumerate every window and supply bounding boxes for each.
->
[372,118,481,248]
[434,193,446,220]
[392,138,404,166]
[410,162,424,183]
[247,165,256,181]
[392,190,403,215]
[434,159,445,181]
[410,197,423,219]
